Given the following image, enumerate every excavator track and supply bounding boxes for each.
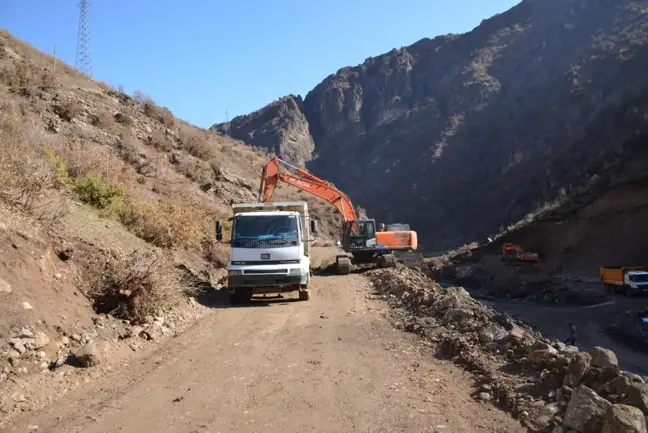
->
[377,254,397,268]
[336,255,353,275]
[393,250,426,269]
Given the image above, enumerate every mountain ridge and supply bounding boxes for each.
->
[213,0,648,252]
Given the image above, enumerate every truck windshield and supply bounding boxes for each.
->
[630,274,648,283]
[232,215,299,242]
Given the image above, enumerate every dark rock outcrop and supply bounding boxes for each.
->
[212,95,314,167]
[213,0,648,250]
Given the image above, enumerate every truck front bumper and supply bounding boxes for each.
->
[227,273,308,289]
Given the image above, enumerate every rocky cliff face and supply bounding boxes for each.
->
[213,0,648,251]
[212,95,314,167]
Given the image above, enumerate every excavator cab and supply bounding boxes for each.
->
[341,219,377,251]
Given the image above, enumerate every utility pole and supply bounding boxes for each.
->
[223,109,230,136]
[52,45,57,73]
[75,0,92,77]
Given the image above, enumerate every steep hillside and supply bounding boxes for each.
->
[0,29,341,419]
[214,0,648,252]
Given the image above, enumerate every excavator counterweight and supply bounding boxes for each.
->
[258,157,419,274]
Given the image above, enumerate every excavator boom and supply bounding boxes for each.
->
[259,157,358,222]
[258,156,419,274]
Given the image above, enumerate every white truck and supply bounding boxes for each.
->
[216,201,317,304]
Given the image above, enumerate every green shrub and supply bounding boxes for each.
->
[74,170,125,214]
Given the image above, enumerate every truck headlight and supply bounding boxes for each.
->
[289,268,303,275]
[228,270,242,276]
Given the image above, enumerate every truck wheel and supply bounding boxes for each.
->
[231,288,253,304]
[299,288,311,301]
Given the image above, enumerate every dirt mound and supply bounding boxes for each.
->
[368,266,648,432]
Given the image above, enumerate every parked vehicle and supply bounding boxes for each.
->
[216,201,317,303]
[600,266,648,295]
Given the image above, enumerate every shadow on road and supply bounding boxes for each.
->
[192,285,302,309]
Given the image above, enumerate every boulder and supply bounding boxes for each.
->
[590,347,619,370]
[624,383,648,414]
[564,352,592,387]
[563,385,612,433]
[74,342,107,368]
[601,404,647,433]
[32,331,50,349]
[605,375,633,397]
[528,349,557,367]
[478,324,508,344]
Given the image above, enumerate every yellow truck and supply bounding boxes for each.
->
[600,266,648,295]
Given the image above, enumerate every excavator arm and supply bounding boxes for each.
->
[259,157,358,222]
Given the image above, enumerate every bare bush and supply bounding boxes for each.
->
[53,99,82,122]
[141,98,175,128]
[180,126,214,159]
[205,241,230,268]
[0,100,62,206]
[177,157,213,184]
[91,110,115,129]
[146,130,173,152]
[132,90,152,104]
[88,249,184,323]
[120,196,207,249]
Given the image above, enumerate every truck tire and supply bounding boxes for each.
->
[299,288,311,301]
[231,287,253,304]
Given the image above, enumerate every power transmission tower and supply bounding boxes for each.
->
[75,0,92,77]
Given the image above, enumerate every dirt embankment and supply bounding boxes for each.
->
[424,177,648,371]
[369,266,648,433]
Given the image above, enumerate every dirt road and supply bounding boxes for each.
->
[3,273,523,433]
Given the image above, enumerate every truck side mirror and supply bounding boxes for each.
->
[216,220,223,242]
[310,219,318,234]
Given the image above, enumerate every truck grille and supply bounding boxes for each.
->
[232,239,297,249]
[244,269,288,275]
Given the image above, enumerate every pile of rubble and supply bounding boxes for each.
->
[367,266,648,433]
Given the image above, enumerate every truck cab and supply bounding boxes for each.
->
[217,202,315,303]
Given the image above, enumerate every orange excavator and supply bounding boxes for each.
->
[259,157,418,274]
[501,243,539,264]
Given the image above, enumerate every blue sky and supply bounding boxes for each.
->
[2,0,519,129]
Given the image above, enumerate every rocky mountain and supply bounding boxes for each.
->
[212,95,315,167]
[213,0,648,251]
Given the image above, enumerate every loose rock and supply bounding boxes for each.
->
[564,352,591,387]
[32,331,50,349]
[0,277,12,294]
[74,342,106,368]
[601,404,647,433]
[624,383,648,414]
[591,347,619,370]
[563,385,611,432]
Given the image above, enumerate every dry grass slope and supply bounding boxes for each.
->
[0,29,340,331]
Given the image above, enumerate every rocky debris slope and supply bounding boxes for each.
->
[212,95,315,167]
[367,266,648,433]
[215,0,648,251]
[0,276,210,427]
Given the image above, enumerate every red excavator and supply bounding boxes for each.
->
[259,157,419,274]
[501,243,539,264]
